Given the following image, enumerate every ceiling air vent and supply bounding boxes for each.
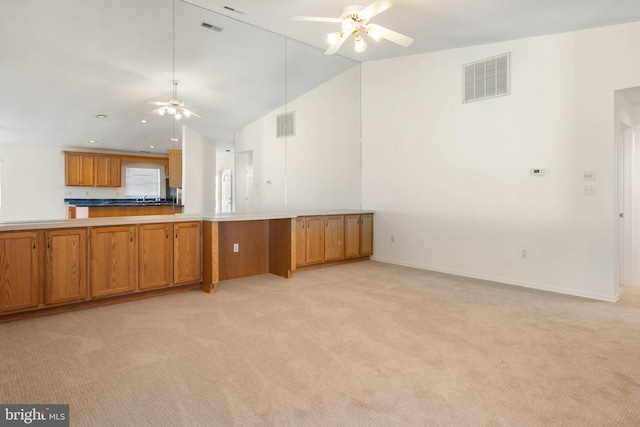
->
[277,111,295,139]
[463,53,510,103]
[201,22,224,32]
[223,5,246,15]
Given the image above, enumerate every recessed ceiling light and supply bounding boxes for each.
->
[95,114,107,119]
[170,138,180,142]
[225,149,231,152]
[88,140,97,144]
[149,145,156,149]
[140,119,148,124]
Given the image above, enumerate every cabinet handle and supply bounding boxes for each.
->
[307,219,310,228]
[326,218,328,227]
[47,236,51,249]
[166,227,169,239]
[175,227,179,239]
[33,236,36,249]
[129,230,133,242]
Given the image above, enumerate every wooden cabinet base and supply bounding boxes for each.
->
[0,283,200,324]
[295,255,370,272]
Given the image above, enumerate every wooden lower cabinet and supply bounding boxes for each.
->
[360,214,374,256]
[0,231,40,313]
[345,213,374,258]
[299,216,324,265]
[174,222,202,284]
[45,228,88,305]
[324,215,345,261]
[90,225,138,298]
[139,222,201,290]
[139,223,173,290]
[344,214,361,258]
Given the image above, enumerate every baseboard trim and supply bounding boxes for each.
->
[370,256,620,303]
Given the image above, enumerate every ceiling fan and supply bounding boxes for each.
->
[291,0,414,55]
[147,80,201,120]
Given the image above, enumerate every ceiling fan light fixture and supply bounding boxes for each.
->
[341,18,356,33]
[327,31,342,45]
[354,35,367,53]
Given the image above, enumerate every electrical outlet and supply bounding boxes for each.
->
[63,190,71,196]
[233,243,239,253]
[583,171,596,181]
[583,185,596,195]
[84,191,89,196]
[114,191,120,196]
[521,249,527,259]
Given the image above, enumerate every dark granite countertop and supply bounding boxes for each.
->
[65,198,183,208]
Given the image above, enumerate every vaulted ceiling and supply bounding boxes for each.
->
[2,0,640,154]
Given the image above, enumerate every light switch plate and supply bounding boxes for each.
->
[233,243,239,252]
[583,171,596,181]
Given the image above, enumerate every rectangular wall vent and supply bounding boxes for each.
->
[201,22,224,32]
[277,111,295,138]
[463,53,510,103]
[223,5,246,15]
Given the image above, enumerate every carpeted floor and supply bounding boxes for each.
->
[1,260,639,426]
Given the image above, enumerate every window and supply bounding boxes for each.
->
[125,167,160,197]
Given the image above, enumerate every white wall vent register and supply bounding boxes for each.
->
[463,53,510,103]
[277,111,295,138]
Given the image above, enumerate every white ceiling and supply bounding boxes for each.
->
[188,0,640,62]
[2,0,640,155]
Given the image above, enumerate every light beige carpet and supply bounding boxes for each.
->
[1,261,639,426]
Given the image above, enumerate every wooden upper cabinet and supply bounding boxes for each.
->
[94,156,121,187]
[0,231,40,313]
[45,228,88,305]
[139,223,173,290]
[305,216,325,264]
[90,225,138,298]
[65,153,95,186]
[344,214,361,258]
[174,222,202,284]
[167,149,182,188]
[324,215,345,261]
[360,214,374,256]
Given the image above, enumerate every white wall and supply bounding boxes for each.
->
[235,109,286,212]
[235,65,361,212]
[182,125,215,214]
[362,22,640,302]
[0,144,67,221]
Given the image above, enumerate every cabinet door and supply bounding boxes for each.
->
[95,156,121,187]
[305,216,324,264]
[45,228,88,305]
[360,214,374,256]
[65,153,95,186]
[344,214,361,258]
[168,149,183,188]
[174,222,201,284]
[295,217,306,266]
[139,223,173,290]
[0,231,40,313]
[90,226,137,298]
[324,215,345,261]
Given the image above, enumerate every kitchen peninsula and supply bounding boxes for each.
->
[65,199,184,218]
[0,210,373,323]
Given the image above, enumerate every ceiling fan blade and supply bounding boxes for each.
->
[325,32,349,55]
[146,100,169,106]
[290,16,342,23]
[367,23,414,47]
[149,107,165,115]
[182,108,201,118]
[360,0,393,20]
